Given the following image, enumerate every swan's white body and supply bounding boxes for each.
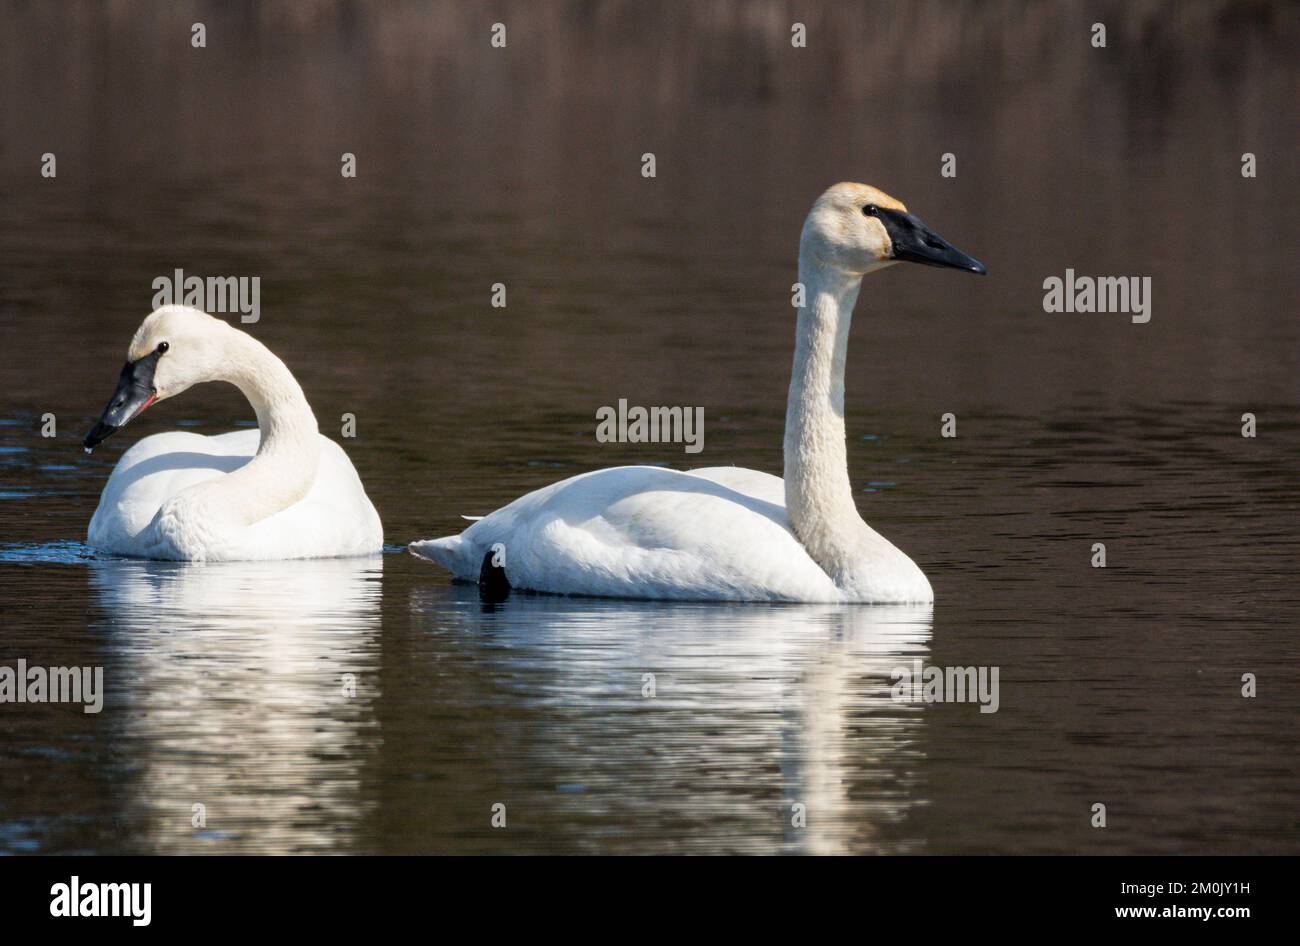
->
[85,307,383,561]
[411,464,927,602]
[88,428,382,561]
[411,183,964,603]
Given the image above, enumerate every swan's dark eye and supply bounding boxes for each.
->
[862,204,878,217]
[156,341,169,354]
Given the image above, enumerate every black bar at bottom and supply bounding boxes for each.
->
[0,855,1280,932]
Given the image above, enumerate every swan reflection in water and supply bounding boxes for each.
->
[89,555,383,854]
[408,588,933,854]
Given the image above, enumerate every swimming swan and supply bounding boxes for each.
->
[83,305,383,561]
[410,182,985,602]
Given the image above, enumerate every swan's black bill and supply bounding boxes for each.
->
[83,352,162,451]
[879,207,987,275]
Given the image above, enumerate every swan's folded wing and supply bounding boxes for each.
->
[89,431,382,560]
[685,466,787,505]
[87,430,258,552]
[411,465,841,602]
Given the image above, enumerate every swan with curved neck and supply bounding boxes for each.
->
[411,182,984,602]
[84,305,383,561]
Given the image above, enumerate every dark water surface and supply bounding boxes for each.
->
[0,2,1297,854]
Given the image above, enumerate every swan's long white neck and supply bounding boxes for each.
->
[783,253,906,593]
[197,328,320,526]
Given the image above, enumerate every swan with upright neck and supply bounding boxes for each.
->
[410,182,984,602]
[84,306,383,561]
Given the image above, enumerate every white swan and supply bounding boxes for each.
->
[411,182,985,602]
[83,305,383,561]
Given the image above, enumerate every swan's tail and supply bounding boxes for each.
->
[408,535,476,580]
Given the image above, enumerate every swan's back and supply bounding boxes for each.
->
[88,429,382,560]
[411,465,842,601]
[88,430,260,548]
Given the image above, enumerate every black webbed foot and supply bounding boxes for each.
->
[478,546,511,603]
